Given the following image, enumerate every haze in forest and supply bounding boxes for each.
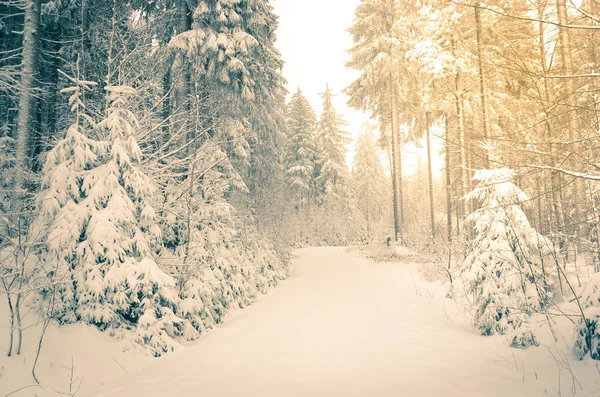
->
[273,0,444,175]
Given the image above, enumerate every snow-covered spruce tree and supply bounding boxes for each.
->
[346,0,409,242]
[284,89,317,242]
[166,0,286,168]
[352,125,388,243]
[315,84,349,197]
[170,202,286,334]
[574,274,600,360]
[311,84,357,244]
[151,0,288,247]
[37,82,182,355]
[151,0,288,338]
[34,75,100,323]
[159,142,251,329]
[94,86,182,354]
[155,109,286,337]
[460,169,555,348]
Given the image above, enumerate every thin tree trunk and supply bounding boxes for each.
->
[105,0,118,87]
[181,152,196,290]
[41,26,62,154]
[556,0,586,234]
[15,293,22,355]
[425,112,435,239]
[455,178,462,239]
[14,0,42,191]
[537,1,568,258]
[176,0,192,146]
[536,181,544,235]
[13,219,27,356]
[162,68,172,137]
[390,77,403,243]
[474,3,491,168]
[366,203,371,243]
[445,114,453,245]
[398,123,405,242]
[5,288,15,356]
[455,70,470,224]
[589,0,600,273]
[299,201,304,244]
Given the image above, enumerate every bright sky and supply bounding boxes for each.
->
[272,0,444,178]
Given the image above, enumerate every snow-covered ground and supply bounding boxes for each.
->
[3,247,600,396]
[0,306,157,396]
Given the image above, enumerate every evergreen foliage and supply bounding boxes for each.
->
[460,169,554,348]
[284,89,317,212]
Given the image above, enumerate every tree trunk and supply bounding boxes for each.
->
[15,293,23,355]
[445,114,453,245]
[455,71,470,225]
[40,26,62,156]
[366,203,371,243]
[474,3,491,168]
[425,112,435,239]
[536,180,544,235]
[176,0,193,146]
[390,76,404,243]
[537,0,568,257]
[162,67,172,137]
[6,291,15,356]
[14,0,42,191]
[556,0,586,235]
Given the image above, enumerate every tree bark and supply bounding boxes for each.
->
[445,114,453,245]
[176,0,193,146]
[474,3,491,168]
[455,71,470,225]
[556,0,586,234]
[14,0,41,191]
[389,77,404,243]
[537,1,568,257]
[162,67,172,138]
[425,112,435,239]
[366,203,371,243]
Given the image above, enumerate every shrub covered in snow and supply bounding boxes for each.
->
[33,82,288,356]
[159,156,288,340]
[460,169,555,348]
[35,84,182,354]
[574,273,600,360]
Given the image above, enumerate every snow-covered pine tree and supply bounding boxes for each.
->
[34,75,100,323]
[460,168,555,348]
[237,0,288,233]
[92,85,182,354]
[284,89,317,218]
[315,84,350,197]
[37,81,182,355]
[158,138,287,339]
[171,197,286,334]
[346,0,406,242]
[159,141,252,330]
[166,0,286,167]
[352,125,388,242]
[151,0,289,340]
[304,84,356,244]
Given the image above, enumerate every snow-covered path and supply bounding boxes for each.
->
[90,247,549,397]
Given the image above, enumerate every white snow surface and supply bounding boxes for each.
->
[3,247,600,396]
[89,247,600,397]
